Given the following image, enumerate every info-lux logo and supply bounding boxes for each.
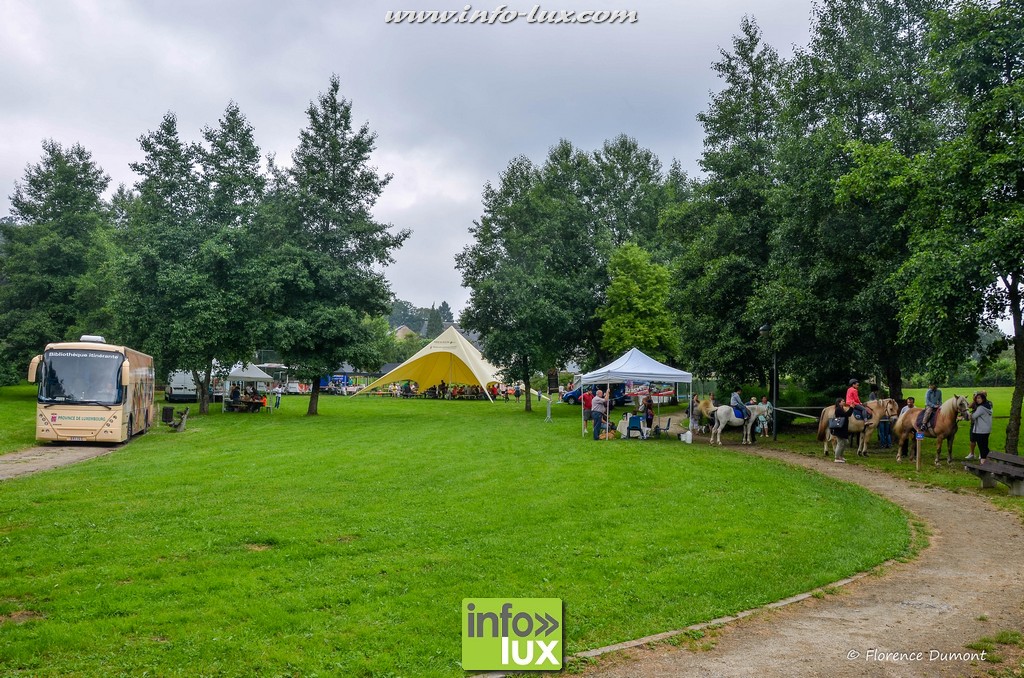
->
[461,598,562,670]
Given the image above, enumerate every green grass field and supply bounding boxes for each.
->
[0,388,910,676]
[0,384,37,455]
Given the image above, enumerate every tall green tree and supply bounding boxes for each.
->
[753,0,943,395]
[841,0,1024,451]
[119,106,265,414]
[0,140,112,383]
[459,136,669,406]
[426,305,444,337]
[437,300,454,324]
[263,76,408,415]
[670,16,783,386]
[599,244,676,362]
[592,135,665,248]
[388,298,423,329]
[458,156,546,411]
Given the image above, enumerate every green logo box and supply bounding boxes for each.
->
[461,598,563,671]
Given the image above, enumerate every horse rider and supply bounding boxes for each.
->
[922,382,942,431]
[845,378,871,420]
[730,387,749,419]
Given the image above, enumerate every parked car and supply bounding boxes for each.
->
[164,370,198,403]
[561,384,629,407]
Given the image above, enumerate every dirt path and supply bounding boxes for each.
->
[0,444,119,480]
[585,445,1024,677]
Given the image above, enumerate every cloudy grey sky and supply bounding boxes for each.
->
[0,0,816,315]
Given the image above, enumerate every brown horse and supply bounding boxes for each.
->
[893,395,970,465]
[816,398,899,457]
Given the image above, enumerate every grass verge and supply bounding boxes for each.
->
[0,394,911,676]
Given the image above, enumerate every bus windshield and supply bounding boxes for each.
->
[38,350,124,405]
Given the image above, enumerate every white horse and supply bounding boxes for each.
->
[702,400,768,445]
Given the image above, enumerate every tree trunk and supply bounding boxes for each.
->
[884,363,904,404]
[524,360,532,413]
[1006,276,1023,454]
[307,379,320,416]
[193,368,211,415]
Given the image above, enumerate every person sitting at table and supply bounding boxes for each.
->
[230,385,241,403]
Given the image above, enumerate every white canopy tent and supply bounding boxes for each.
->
[221,363,274,411]
[228,363,275,382]
[579,348,693,439]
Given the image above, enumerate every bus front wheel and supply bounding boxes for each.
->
[127,417,134,439]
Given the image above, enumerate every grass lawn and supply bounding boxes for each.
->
[0,384,37,455]
[0,392,910,676]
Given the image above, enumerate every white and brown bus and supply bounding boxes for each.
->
[27,336,155,443]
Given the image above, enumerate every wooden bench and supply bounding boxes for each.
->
[165,407,189,432]
[964,452,1024,496]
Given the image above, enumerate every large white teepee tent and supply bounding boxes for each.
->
[353,326,501,400]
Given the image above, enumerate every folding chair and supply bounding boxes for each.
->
[626,415,646,439]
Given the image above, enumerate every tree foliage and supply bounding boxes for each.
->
[841,0,1024,451]
[751,0,942,396]
[262,76,408,415]
[0,141,111,384]
[670,16,782,386]
[117,106,265,414]
[599,244,676,361]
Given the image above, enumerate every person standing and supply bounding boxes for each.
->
[581,388,594,434]
[969,391,993,463]
[592,390,608,440]
[898,396,915,457]
[642,395,655,431]
[273,384,283,409]
[690,394,701,432]
[759,395,772,437]
[878,409,893,448]
[922,382,943,430]
[966,392,980,459]
[832,398,851,463]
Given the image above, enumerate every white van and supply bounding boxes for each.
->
[164,370,199,403]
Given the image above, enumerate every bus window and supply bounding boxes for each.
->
[38,350,124,406]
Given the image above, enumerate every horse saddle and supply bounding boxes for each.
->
[852,406,872,421]
[733,407,746,419]
[915,409,936,432]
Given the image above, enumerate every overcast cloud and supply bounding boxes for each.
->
[0,1,816,315]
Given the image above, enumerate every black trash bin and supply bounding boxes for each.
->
[162,406,175,424]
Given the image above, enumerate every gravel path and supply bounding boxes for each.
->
[585,445,1024,678]
[0,444,119,480]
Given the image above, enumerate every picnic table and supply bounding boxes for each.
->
[226,397,264,413]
